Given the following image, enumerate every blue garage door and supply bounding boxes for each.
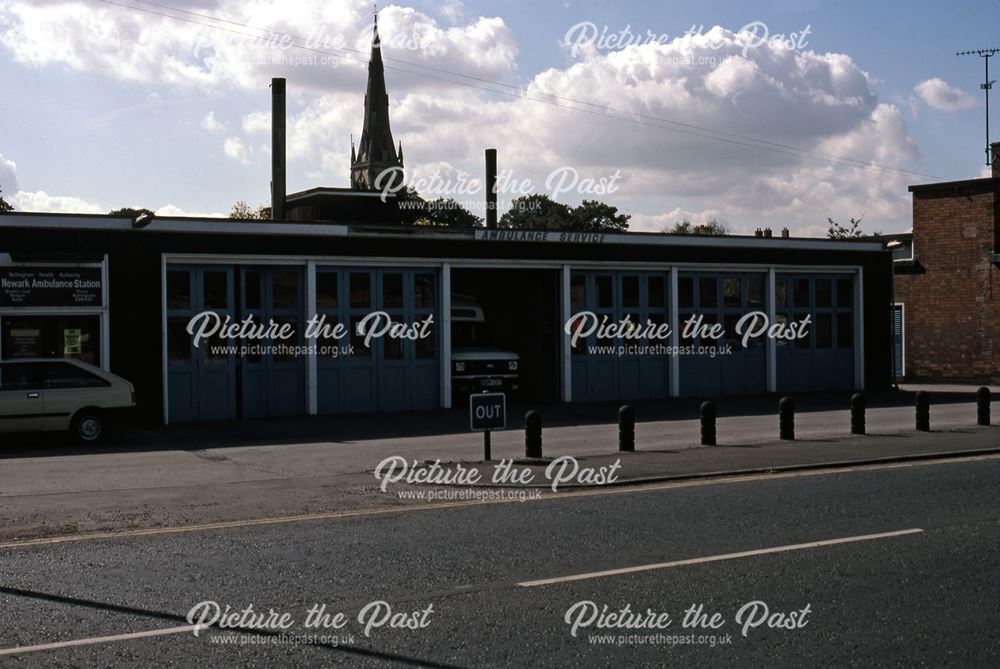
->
[239,268,306,418]
[316,268,439,414]
[569,271,670,402]
[775,274,855,393]
[678,272,767,397]
[166,266,237,423]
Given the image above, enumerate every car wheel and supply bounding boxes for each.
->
[72,411,104,444]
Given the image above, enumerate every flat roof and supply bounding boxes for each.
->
[0,212,886,252]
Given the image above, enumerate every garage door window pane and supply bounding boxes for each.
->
[414,274,435,310]
[794,313,811,348]
[416,332,435,359]
[273,272,298,309]
[837,278,853,308]
[244,271,262,310]
[350,273,371,309]
[815,279,832,308]
[794,278,810,308]
[382,273,403,309]
[596,276,613,309]
[775,279,787,308]
[204,271,229,309]
[317,272,338,310]
[570,274,586,310]
[747,277,763,308]
[167,271,191,310]
[699,278,717,308]
[678,277,694,309]
[723,277,741,308]
[622,276,639,308]
[648,276,665,309]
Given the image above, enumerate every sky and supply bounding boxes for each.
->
[1,0,998,235]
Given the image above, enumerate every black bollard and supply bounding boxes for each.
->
[915,391,930,432]
[700,400,717,446]
[525,410,543,458]
[779,396,795,440]
[977,387,991,427]
[618,405,635,452]
[850,393,865,435]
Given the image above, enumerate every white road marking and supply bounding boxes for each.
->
[0,624,199,656]
[517,528,925,587]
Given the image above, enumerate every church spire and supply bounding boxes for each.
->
[350,10,403,191]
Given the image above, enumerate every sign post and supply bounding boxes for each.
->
[470,392,506,461]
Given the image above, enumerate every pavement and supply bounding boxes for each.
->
[0,385,998,543]
[2,454,1000,666]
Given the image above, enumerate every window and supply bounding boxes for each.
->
[622,276,639,308]
[699,277,717,308]
[595,275,613,309]
[0,363,42,391]
[166,271,191,310]
[815,279,832,308]
[382,273,403,309]
[244,271,262,310]
[167,318,191,364]
[836,278,853,309]
[272,271,298,309]
[891,240,914,262]
[316,272,338,310]
[837,313,853,348]
[815,313,833,349]
[794,278,810,308]
[747,277,764,308]
[204,271,229,309]
[648,276,666,309]
[775,278,787,308]
[414,274,435,310]
[678,277,694,309]
[2,316,101,366]
[723,277,741,308]
[42,362,109,389]
[350,273,371,309]
[570,274,586,310]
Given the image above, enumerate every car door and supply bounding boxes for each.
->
[0,362,44,433]
[40,362,110,431]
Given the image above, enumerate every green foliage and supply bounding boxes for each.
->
[663,218,728,235]
[499,195,630,231]
[0,187,13,213]
[827,217,881,239]
[229,201,271,220]
[413,198,483,227]
[108,207,154,218]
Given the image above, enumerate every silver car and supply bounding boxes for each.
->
[0,358,135,443]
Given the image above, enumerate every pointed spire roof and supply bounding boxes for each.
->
[351,10,403,190]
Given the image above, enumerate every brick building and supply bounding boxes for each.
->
[892,143,1000,383]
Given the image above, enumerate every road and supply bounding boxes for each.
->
[1,454,999,667]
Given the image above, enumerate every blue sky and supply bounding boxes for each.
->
[1,0,998,234]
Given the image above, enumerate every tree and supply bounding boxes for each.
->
[570,200,630,232]
[827,217,880,239]
[229,201,271,219]
[0,187,12,213]
[663,218,727,235]
[414,198,482,227]
[499,195,630,231]
[108,207,154,218]
[500,194,575,229]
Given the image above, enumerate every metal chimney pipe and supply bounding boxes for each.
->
[485,148,498,228]
[271,77,286,220]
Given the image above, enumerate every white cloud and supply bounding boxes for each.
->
[0,152,18,196]
[914,78,977,111]
[223,136,251,164]
[9,190,104,213]
[154,204,227,218]
[0,0,518,93]
[201,111,225,132]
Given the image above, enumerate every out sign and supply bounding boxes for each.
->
[470,393,506,431]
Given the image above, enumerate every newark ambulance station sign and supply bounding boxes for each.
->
[0,267,103,307]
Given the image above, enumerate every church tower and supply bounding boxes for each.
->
[351,14,405,191]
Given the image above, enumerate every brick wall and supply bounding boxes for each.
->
[895,183,1000,383]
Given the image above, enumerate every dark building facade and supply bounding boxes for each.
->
[0,215,894,425]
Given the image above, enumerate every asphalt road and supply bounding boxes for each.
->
[2,455,1000,667]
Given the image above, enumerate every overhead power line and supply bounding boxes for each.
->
[94,0,944,181]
